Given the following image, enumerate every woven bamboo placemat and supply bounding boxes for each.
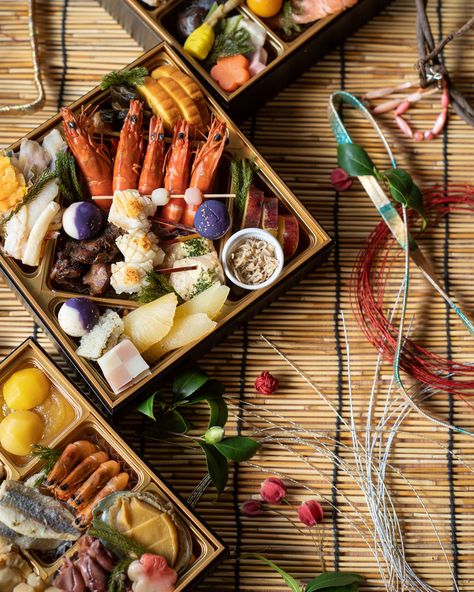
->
[1,1,474,590]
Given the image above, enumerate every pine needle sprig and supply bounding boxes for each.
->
[108,558,133,592]
[55,150,83,203]
[0,169,57,228]
[231,158,256,228]
[100,67,148,90]
[31,444,61,487]
[135,270,183,304]
[89,519,146,558]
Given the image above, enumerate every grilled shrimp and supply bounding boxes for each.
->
[55,451,109,500]
[138,116,166,195]
[113,99,144,193]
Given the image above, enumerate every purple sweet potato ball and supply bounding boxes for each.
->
[58,297,100,337]
[62,201,103,240]
[194,200,230,240]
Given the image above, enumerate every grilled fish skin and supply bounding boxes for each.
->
[0,481,80,543]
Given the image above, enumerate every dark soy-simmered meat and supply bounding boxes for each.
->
[83,263,111,296]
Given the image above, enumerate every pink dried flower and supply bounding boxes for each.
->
[331,167,353,192]
[240,499,263,517]
[255,371,279,395]
[298,500,324,527]
[260,477,287,504]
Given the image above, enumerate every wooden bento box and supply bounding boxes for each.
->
[98,0,393,118]
[0,338,226,590]
[0,43,331,413]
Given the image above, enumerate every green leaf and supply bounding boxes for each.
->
[337,143,375,177]
[175,378,225,405]
[158,410,190,434]
[383,167,413,206]
[208,397,228,428]
[137,393,157,420]
[305,572,363,592]
[248,554,301,592]
[198,441,228,493]
[173,368,210,400]
[406,183,427,230]
[100,66,148,90]
[214,436,260,461]
[317,584,359,592]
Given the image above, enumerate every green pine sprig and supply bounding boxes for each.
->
[31,444,61,487]
[89,518,145,558]
[100,67,148,90]
[55,150,83,203]
[108,557,133,592]
[134,270,182,304]
[231,158,256,229]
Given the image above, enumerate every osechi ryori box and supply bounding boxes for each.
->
[0,338,226,591]
[0,43,331,413]
[98,0,393,118]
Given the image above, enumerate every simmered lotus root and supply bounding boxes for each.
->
[136,77,181,132]
[156,77,203,129]
[151,65,210,127]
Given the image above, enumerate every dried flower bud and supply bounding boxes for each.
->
[240,499,263,517]
[204,426,225,445]
[260,477,287,504]
[298,500,324,527]
[255,371,279,395]
[331,167,353,192]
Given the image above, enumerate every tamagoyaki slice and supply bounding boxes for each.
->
[155,77,203,129]
[151,65,210,126]
[136,76,180,132]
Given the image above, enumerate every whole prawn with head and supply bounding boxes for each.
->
[61,108,113,210]
[160,120,192,223]
[113,99,144,195]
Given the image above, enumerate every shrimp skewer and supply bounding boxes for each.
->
[113,99,144,193]
[181,118,226,226]
[46,441,99,488]
[138,116,166,195]
[161,120,192,223]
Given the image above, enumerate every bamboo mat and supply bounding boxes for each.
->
[1,1,474,590]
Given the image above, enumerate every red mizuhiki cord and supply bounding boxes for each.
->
[352,185,474,397]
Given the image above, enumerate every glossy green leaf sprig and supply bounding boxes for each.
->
[138,367,260,494]
[337,143,427,229]
[249,554,363,592]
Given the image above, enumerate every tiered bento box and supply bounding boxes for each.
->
[0,338,226,590]
[99,0,393,117]
[0,43,331,413]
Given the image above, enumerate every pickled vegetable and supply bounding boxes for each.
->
[0,410,43,456]
[3,368,51,410]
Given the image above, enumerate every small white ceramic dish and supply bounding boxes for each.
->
[221,228,284,291]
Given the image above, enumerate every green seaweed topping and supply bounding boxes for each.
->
[183,238,210,258]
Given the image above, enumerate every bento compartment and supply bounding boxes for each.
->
[159,1,285,97]
[0,355,84,473]
[141,481,212,576]
[17,420,144,569]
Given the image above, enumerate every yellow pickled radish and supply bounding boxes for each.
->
[0,410,43,456]
[183,23,215,60]
[3,368,51,410]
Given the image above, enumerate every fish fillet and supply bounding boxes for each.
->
[0,481,80,543]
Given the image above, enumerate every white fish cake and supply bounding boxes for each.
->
[108,190,156,232]
[169,252,224,301]
[111,260,153,294]
[162,237,213,268]
[116,230,164,266]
